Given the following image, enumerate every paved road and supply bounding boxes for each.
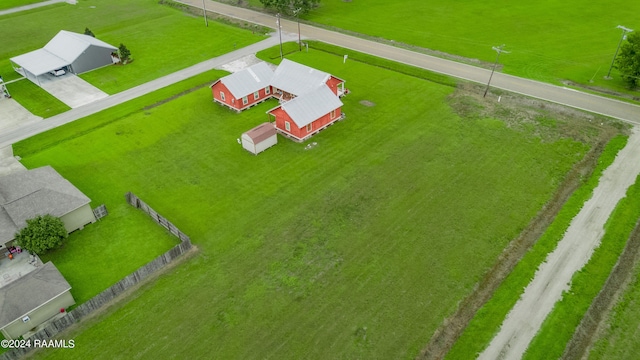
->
[0,0,68,16]
[0,35,293,149]
[179,0,640,124]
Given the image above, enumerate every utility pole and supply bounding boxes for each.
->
[292,8,302,51]
[606,25,633,79]
[202,0,208,27]
[484,45,509,98]
[276,13,283,60]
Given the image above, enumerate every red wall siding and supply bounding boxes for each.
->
[325,76,344,96]
[212,82,273,111]
[272,106,342,140]
[211,81,240,110]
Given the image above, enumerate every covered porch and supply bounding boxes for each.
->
[0,248,42,289]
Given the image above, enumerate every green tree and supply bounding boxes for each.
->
[616,32,640,88]
[84,27,95,37]
[259,0,319,15]
[119,43,131,64]
[15,215,68,255]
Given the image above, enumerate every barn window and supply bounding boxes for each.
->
[265,86,271,95]
[306,123,313,133]
[242,96,248,105]
[330,109,336,119]
[285,121,291,132]
[254,91,259,100]
[220,91,225,101]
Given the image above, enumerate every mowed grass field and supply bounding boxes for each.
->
[22,48,589,359]
[248,0,639,92]
[0,0,43,11]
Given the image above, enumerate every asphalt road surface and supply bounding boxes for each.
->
[178,0,640,124]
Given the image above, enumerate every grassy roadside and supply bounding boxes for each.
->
[445,135,629,360]
[13,70,226,158]
[4,79,70,118]
[524,173,640,359]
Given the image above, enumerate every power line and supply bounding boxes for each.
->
[484,45,510,98]
[606,25,633,79]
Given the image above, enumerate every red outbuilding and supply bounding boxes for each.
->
[268,85,344,142]
[210,62,274,112]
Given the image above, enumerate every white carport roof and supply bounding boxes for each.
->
[10,30,117,77]
[10,49,69,77]
[278,85,343,128]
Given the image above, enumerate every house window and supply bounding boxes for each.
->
[242,96,248,105]
[220,91,225,101]
[265,86,270,95]
[330,109,336,119]
[254,91,259,100]
[306,123,313,133]
[285,121,291,132]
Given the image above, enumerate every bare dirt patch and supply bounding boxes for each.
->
[359,100,375,107]
[418,84,628,360]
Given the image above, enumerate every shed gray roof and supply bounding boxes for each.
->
[270,59,331,96]
[0,262,72,329]
[0,166,91,244]
[277,85,343,128]
[217,62,274,99]
[10,30,117,77]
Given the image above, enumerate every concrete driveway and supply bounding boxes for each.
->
[0,98,42,133]
[39,73,108,108]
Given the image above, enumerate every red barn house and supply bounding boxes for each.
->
[210,62,274,112]
[268,85,343,142]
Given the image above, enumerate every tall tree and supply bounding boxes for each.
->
[15,215,68,255]
[260,0,319,15]
[616,32,640,88]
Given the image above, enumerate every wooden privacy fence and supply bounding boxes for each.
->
[126,192,190,243]
[1,193,192,360]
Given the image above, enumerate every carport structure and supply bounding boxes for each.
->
[9,30,117,86]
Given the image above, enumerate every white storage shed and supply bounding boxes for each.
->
[241,123,277,155]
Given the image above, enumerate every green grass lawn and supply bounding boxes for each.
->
[247,0,640,94]
[5,79,70,117]
[22,47,590,359]
[589,263,640,359]
[0,0,44,11]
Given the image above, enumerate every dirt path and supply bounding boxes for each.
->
[478,126,640,359]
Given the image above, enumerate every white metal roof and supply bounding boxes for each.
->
[10,48,69,77]
[10,30,117,77]
[218,62,274,99]
[270,59,330,96]
[279,85,343,128]
[44,30,117,62]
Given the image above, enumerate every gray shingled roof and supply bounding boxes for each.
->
[217,62,274,99]
[0,166,91,244]
[10,30,117,77]
[270,59,331,96]
[0,262,72,329]
[278,85,343,128]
